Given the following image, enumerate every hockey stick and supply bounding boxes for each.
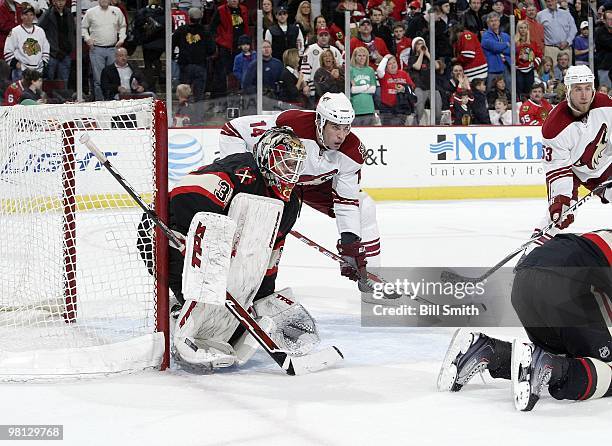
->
[82,134,343,375]
[440,178,612,284]
[289,230,436,305]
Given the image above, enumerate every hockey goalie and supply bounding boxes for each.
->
[142,127,326,371]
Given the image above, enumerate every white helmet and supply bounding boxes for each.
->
[254,126,307,201]
[564,65,595,113]
[315,93,355,149]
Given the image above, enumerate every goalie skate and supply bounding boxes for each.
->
[511,341,561,411]
[172,337,236,374]
[437,329,495,392]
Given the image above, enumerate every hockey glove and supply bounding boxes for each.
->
[549,195,574,229]
[595,184,612,204]
[337,239,367,282]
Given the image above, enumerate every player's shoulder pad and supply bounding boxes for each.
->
[590,92,612,111]
[542,100,575,140]
[275,109,317,140]
[339,132,365,165]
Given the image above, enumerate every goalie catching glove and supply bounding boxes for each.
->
[337,233,367,282]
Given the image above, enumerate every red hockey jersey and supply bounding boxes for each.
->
[3,79,23,105]
[519,98,553,126]
[453,30,488,80]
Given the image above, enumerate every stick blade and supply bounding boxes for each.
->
[288,346,344,375]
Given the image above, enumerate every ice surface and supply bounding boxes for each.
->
[2,198,611,445]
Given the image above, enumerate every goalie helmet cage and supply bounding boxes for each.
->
[0,98,170,381]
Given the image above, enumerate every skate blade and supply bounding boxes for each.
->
[437,328,472,392]
[511,340,535,411]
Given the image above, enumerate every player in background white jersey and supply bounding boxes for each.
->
[531,65,612,245]
[217,92,382,292]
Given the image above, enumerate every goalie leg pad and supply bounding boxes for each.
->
[182,211,236,305]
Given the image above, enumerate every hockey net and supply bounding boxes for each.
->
[0,99,169,381]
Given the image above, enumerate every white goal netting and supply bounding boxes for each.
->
[0,99,168,380]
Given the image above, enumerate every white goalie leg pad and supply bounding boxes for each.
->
[173,300,237,369]
[182,212,236,305]
[359,192,381,267]
[233,288,320,364]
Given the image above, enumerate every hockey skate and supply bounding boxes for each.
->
[437,329,496,392]
[511,340,564,411]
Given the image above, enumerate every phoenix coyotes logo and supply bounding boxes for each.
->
[575,123,608,170]
[22,38,41,56]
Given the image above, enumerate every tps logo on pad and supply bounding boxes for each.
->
[168,134,203,186]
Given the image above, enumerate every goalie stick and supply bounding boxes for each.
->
[81,134,343,376]
[440,178,612,284]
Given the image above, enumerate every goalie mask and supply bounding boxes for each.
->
[254,127,307,201]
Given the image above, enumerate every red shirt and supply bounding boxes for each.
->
[172,9,189,31]
[379,69,414,107]
[3,79,23,105]
[516,41,542,73]
[519,98,553,125]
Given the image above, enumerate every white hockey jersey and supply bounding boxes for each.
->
[3,25,50,71]
[217,109,365,237]
[533,93,612,236]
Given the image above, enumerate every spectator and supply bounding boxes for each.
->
[450,89,474,125]
[569,0,594,33]
[350,17,389,70]
[376,53,417,125]
[311,15,344,51]
[524,4,544,51]
[100,47,148,99]
[277,47,308,104]
[242,40,283,95]
[18,68,43,102]
[313,48,345,100]
[470,77,491,123]
[536,0,577,68]
[81,0,127,100]
[370,7,393,51]
[232,34,255,89]
[334,0,365,26]
[573,21,589,66]
[391,21,412,70]
[405,0,428,39]
[441,63,468,107]
[265,5,304,62]
[535,54,554,86]
[133,0,164,92]
[3,75,22,104]
[433,1,453,66]
[172,7,215,101]
[460,0,485,38]
[368,0,404,22]
[552,51,570,82]
[261,0,275,34]
[38,0,73,82]
[294,1,313,42]
[518,82,552,125]
[435,0,457,26]
[490,0,508,33]
[597,84,609,95]
[490,96,512,124]
[302,26,342,100]
[0,0,23,61]
[349,45,377,125]
[4,3,49,81]
[173,83,197,127]
[451,23,488,81]
[515,19,541,100]
[481,11,511,90]
[110,0,128,25]
[408,36,442,124]
[486,73,509,108]
[210,0,249,98]
[595,10,612,88]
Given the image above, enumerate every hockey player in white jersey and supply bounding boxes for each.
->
[217,92,381,292]
[532,65,612,245]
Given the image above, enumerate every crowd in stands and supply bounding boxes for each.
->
[0,0,610,127]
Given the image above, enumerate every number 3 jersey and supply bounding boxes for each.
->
[217,109,365,237]
[167,152,300,300]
